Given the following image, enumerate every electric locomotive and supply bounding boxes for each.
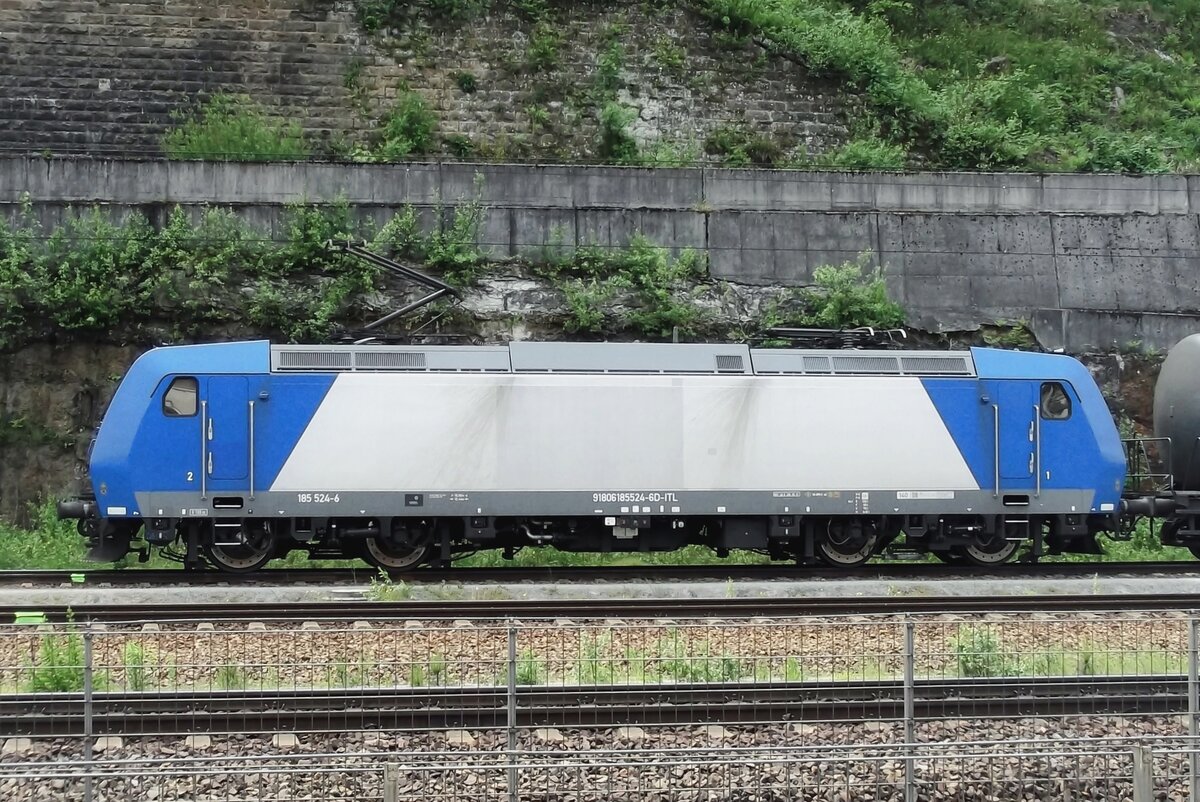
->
[56,334,1149,573]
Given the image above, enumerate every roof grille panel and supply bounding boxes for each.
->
[900,355,973,375]
[802,355,832,373]
[277,350,352,370]
[715,354,745,373]
[831,355,901,374]
[356,351,427,369]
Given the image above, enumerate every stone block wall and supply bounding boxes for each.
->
[0,0,854,161]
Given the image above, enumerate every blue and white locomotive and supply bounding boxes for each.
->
[54,335,1155,573]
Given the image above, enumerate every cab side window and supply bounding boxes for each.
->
[1040,382,1071,420]
[163,377,198,417]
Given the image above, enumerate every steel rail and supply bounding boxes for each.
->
[2,675,1187,737]
[6,593,1200,624]
[1,560,1197,587]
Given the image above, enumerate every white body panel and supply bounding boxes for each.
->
[271,374,979,492]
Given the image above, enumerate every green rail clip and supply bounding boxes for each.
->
[14,611,47,626]
[70,573,85,583]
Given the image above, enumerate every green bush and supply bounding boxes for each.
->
[951,626,1019,677]
[452,71,478,93]
[818,137,907,170]
[561,279,615,333]
[597,102,639,163]
[539,236,708,339]
[527,22,562,72]
[29,208,156,333]
[596,41,625,93]
[704,125,783,167]
[1066,130,1168,174]
[162,94,309,161]
[122,642,153,692]
[795,254,905,329]
[354,0,399,32]
[28,628,86,692]
[374,91,438,161]
[515,650,545,684]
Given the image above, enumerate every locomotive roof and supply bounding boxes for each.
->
[123,340,1101,385]
[267,341,977,377]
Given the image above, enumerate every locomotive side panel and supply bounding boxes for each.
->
[266,373,979,495]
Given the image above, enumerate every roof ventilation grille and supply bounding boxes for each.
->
[802,355,832,373]
[715,355,745,373]
[278,351,353,369]
[831,355,901,374]
[356,351,427,369]
[900,355,972,375]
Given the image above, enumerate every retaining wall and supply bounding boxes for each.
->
[4,158,1200,351]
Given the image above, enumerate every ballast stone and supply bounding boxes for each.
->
[615,727,646,741]
[445,730,477,746]
[1,738,31,754]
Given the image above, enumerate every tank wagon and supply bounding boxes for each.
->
[55,337,1142,573]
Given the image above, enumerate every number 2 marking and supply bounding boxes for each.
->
[186,471,194,482]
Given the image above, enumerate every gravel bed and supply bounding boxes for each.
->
[0,612,1190,690]
[0,717,1193,801]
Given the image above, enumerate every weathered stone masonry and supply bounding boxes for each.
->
[0,0,853,161]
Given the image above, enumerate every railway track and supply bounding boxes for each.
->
[3,675,1185,737]
[7,592,1200,624]
[2,560,1198,587]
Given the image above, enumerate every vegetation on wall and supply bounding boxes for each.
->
[339,0,1200,172]
[698,0,1200,172]
[353,90,439,162]
[162,94,309,161]
[0,192,716,349]
[533,235,710,337]
[0,196,377,348]
[754,253,905,332]
[3,195,915,353]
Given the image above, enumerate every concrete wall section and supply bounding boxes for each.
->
[5,158,1200,352]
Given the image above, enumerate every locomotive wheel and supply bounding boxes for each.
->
[816,520,878,567]
[205,523,276,573]
[364,526,431,572]
[959,535,1020,566]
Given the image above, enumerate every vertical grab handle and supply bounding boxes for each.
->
[200,399,208,501]
[1033,404,1041,498]
[992,404,1000,498]
[248,400,256,501]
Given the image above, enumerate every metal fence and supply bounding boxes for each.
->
[2,611,1199,801]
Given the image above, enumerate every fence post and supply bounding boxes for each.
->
[1132,745,1153,802]
[1190,618,1199,802]
[507,625,518,802]
[904,619,915,802]
[383,762,398,802]
[83,627,94,802]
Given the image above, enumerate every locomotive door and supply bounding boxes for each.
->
[205,376,249,486]
[992,381,1036,488]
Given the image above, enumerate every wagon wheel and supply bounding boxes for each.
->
[958,533,1021,566]
[364,523,432,572]
[205,522,276,573]
[815,519,878,567]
